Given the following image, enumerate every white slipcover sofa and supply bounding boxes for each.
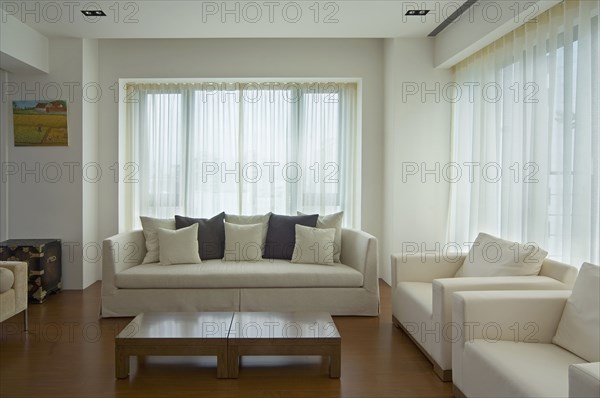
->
[391,252,578,381]
[101,228,379,317]
[452,263,599,398]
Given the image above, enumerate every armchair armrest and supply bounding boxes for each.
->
[453,290,570,345]
[102,230,146,296]
[433,276,569,326]
[391,253,465,286]
[569,362,600,398]
[539,258,579,288]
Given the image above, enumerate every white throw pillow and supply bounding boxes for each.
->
[291,224,336,265]
[224,213,271,249]
[0,267,14,293]
[458,232,548,277]
[223,222,263,262]
[298,211,343,262]
[552,263,600,363]
[156,224,201,265]
[140,216,176,264]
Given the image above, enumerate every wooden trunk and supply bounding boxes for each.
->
[0,239,62,303]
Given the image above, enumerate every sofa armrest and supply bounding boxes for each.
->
[433,276,570,326]
[569,362,600,398]
[102,230,146,296]
[340,228,379,295]
[391,253,465,286]
[0,261,28,313]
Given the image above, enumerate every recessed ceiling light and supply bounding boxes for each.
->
[81,10,106,17]
[405,10,430,16]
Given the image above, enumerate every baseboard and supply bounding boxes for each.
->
[392,316,452,382]
[453,385,466,398]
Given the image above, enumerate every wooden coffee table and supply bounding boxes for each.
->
[115,312,233,379]
[227,312,341,378]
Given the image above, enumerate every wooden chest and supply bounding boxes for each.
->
[0,239,62,303]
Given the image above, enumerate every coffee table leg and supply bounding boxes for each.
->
[115,347,129,379]
[217,346,229,379]
[227,346,240,378]
[329,345,341,378]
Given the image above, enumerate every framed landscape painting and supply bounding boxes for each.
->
[12,100,69,146]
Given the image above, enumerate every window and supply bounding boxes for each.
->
[122,81,359,230]
[448,0,599,266]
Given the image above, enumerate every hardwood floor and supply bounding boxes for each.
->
[0,280,452,398]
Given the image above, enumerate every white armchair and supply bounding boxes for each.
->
[0,261,28,330]
[452,288,599,397]
[391,253,577,381]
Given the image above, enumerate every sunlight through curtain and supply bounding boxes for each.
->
[448,0,599,266]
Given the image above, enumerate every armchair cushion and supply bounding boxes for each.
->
[458,232,548,277]
[553,263,600,363]
[463,340,584,398]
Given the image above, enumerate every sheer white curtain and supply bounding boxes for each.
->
[124,82,359,230]
[448,0,599,266]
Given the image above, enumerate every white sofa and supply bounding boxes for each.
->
[391,253,578,381]
[452,290,600,398]
[101,228,379,317]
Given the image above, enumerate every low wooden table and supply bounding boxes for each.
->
[115,311,341,379]
[227,312,341,378]
[115,312,233,379]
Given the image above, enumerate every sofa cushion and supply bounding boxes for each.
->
[175,212,225,260]
[140,216,176,264]
[0,267,14,293]
[553,262,600,363]
[291,225,336,265]
[225,213,271,249]
[264,213,318,260]
[298,211,343,262]
[462,340,585,398]
[157,224,201,265]
[115,260,363,289]
[223,222,262,261]
[459,232,548,277]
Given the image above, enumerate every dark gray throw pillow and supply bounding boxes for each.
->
[264,213,319,260]
[175,212,225,260]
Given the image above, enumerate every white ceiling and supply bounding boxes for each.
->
[2,1,464,39]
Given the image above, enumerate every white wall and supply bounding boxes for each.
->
[97,38,385,261]
[5,38,84,289]
[0,69,10,242]
[382,38,452,283]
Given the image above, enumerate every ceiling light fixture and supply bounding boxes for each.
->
[81,10,106,17]
[405,10,430,16]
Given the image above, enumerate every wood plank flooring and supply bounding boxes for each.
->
[0,280,452,398]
